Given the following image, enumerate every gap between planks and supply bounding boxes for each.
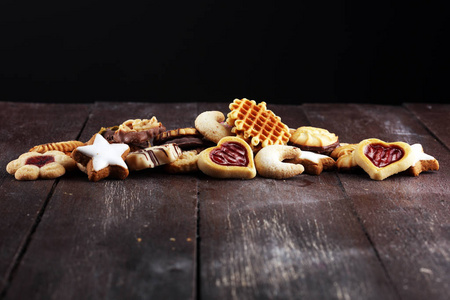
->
[0,105,93,298]
[300,103,403,299]
[403,103,450,153]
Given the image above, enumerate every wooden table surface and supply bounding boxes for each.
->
[0,102,448,300]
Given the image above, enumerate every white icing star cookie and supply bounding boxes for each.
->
[71,134,130,181]
[406,144,439,176]
[285,150,335,175]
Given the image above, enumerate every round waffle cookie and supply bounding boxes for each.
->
[226,98,291,152]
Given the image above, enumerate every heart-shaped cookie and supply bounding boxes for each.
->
[197,136,256,179]
[353,138,414,180]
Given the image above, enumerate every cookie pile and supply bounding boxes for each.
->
[6,98,439,181]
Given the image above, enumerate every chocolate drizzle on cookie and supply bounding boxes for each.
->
[139,145,182,166]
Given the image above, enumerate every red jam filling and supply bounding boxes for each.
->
[364,144,404,168]
[25,155,55,168]
[210,142,248,167]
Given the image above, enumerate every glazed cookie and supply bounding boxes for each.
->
[29,140,85,156]
[289,126,339,155]
[7,150,77,180]
[197,136,256,179]
[254,145,304,179]
[353,138,414,180]
[195,111,233,143]
[405,144,439,176]
[126,143,182,171]
[285,150,335,175]
[71,134,130,182]
[163,149,201,174]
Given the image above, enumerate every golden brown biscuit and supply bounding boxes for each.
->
[227,98,291,152]
[405,144,439,176]
[353,138,414,180]
[126,143,182,171]
[285,150,335,175]
[289,126,339,155]
[195,111,233,143]
[254,145,304,179]
[29,140,85,155]
[330,143,359,171]
[197,136,256,179]
[7,150,77,180]
[153,128,212,151]
[71,134,130,182]
[163,149,201,174]
[113,118,166,151]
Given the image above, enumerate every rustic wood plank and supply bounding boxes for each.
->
[0,102,90,293]
[197,102,398,300]
[404,103,450,149]
[3,102,199,299]
[302,103,450,300]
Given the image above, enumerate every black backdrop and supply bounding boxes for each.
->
[1,1,448,104]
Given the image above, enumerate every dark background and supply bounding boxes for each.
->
[0,1,448,104]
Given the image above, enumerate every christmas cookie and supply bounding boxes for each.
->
[289,126,339,155]
[330,143,359,171]
[353,138,414,180]
[29,140,85,156]
[71,134,130,182]
[285,150,335,175]
[195,111,233,143]
[163,149,201,174]
[227,98,291,152]
[6,150,77,180]
[254,145,304,179]
[153,128,213,151]
[197,136,256,179]
[406,144,439,176]
[126,143,182,171]
[113,118,166,151]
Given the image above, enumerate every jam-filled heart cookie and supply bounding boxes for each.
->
[353,138,414,180]
[197,136,256,179]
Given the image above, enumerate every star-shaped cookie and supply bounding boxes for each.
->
[71,134,130,181]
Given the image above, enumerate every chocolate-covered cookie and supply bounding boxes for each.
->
[154,128,214,151]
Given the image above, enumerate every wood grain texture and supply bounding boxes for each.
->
[3,103,199,300]
[404,103,450,149]
[1,102,448,300]
[197,103,398,300]
[0,102,89,293]
[302,103,450,300]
